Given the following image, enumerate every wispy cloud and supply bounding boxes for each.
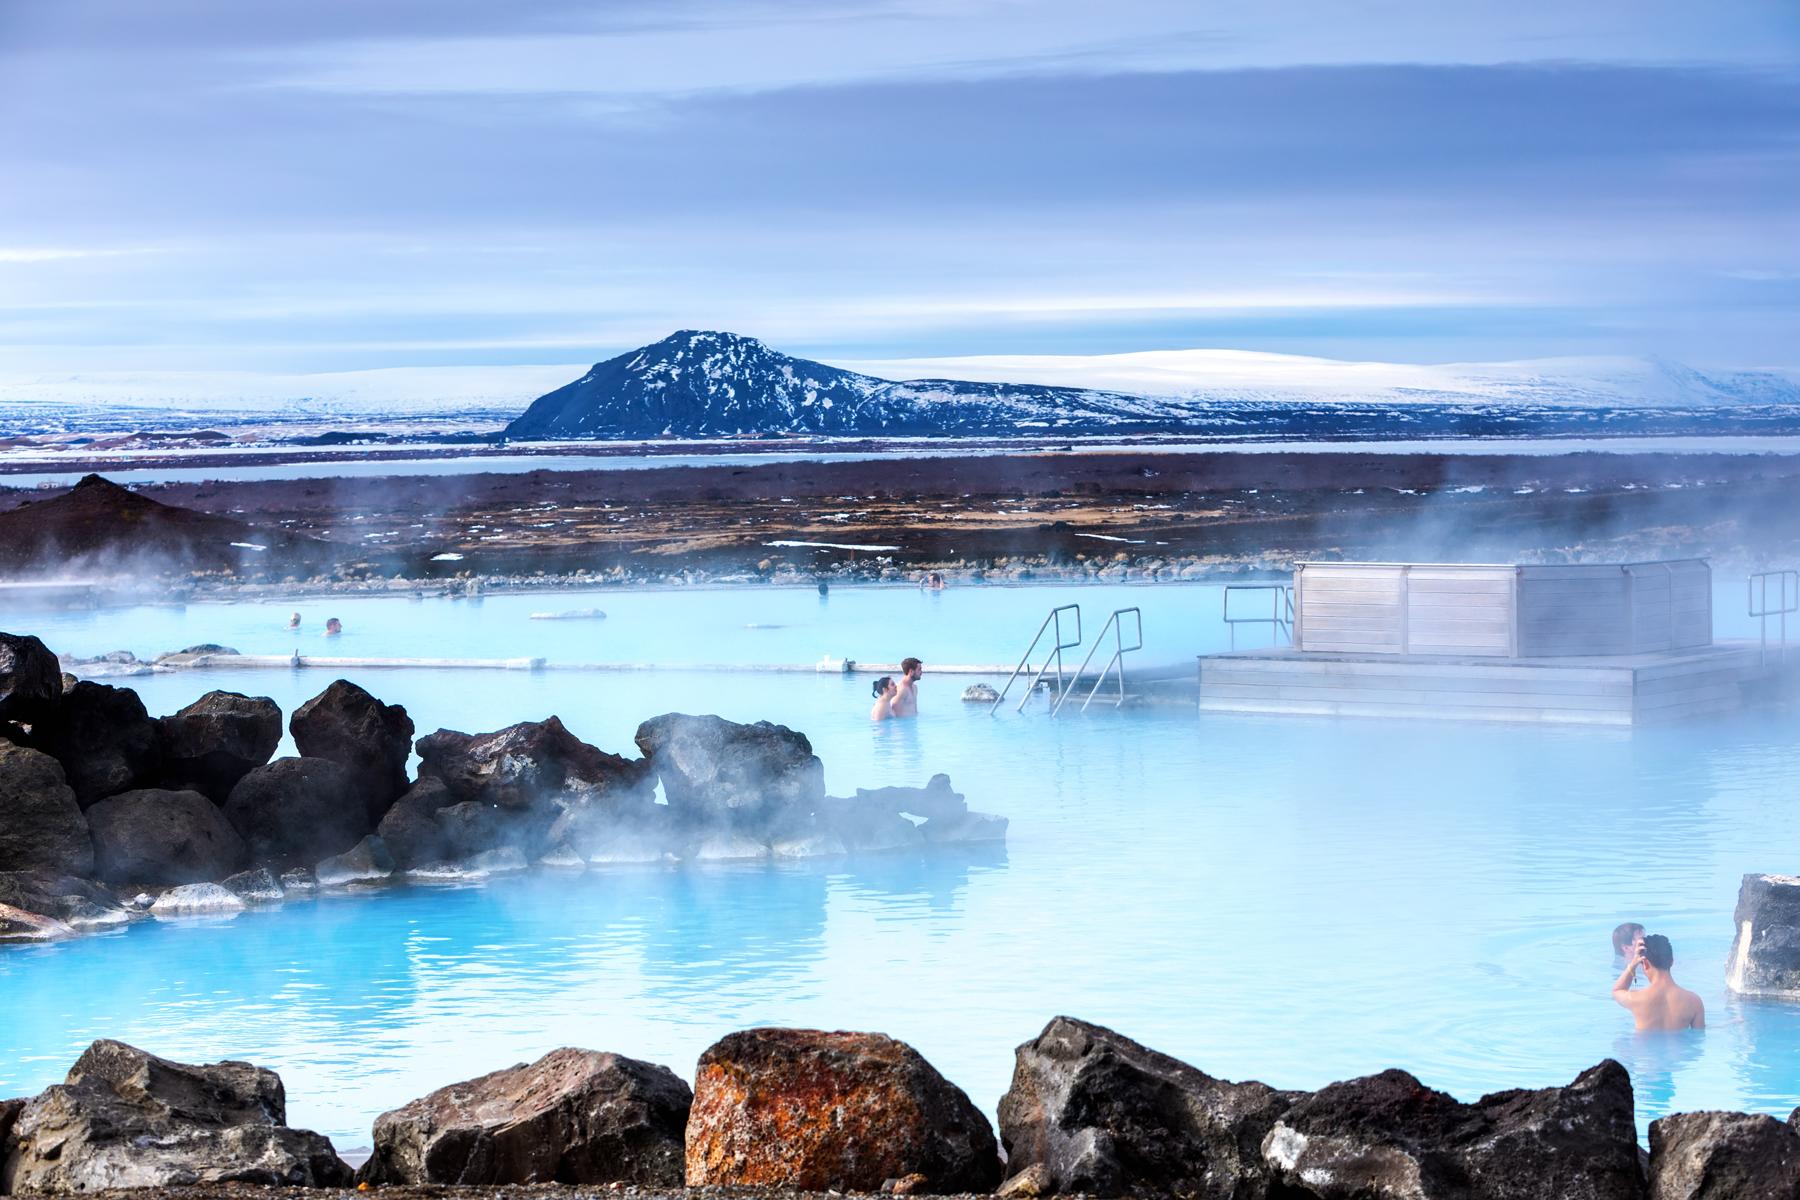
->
[0,1,1796,375]
[0,246,161,265]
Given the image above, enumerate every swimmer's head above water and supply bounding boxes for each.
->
[871,675,895,699]
[1612,921,1645,958]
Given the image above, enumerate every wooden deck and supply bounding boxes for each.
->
[1197,641,1795,725]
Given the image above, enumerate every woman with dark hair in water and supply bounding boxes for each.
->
[869,676,898,721]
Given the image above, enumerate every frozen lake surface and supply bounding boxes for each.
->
[6,434,1800,487]
[3,581,1797,1145]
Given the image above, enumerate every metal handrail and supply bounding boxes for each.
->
[1749,569,1798,665]
[991,604,1082,713]
[1054,607,1144,715]
[1223,584,1294,649]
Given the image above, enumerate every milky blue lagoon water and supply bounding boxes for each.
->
[3,582,1797,1145]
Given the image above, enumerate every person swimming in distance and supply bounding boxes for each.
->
[1612,921,1646,983]
[324,617,343,637]
[1613,933,1705,1031]
[287,611,302,629]
[869,675,898,721]
[892,656,923,717]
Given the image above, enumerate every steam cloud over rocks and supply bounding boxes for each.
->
[0,628,1007,944]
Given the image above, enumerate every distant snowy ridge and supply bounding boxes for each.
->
[6,334,1800,442]
[835,349,1800,409]
[504,331,1800,439]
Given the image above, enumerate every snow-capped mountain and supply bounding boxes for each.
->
[502,330,1197,438]
[504,330,1800,439]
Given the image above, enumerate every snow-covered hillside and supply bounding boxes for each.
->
[836,349,1800,409]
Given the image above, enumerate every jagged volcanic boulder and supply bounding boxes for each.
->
[1260,1061,1642,1200]
[222,757,371,868]
[21,681,160,806]
[0,1094,23,1148]
[290,680,414,820]
[0,902,74,941]
[377,777,456,868]
[85,788,248,886]
[856,774,968,821]
[150,881,247,918]
[1727,873,1800,997]
[416,717,650,811]
[635,714,823,829]
[1,1039,351,1192]
[998,1016,1296,1198]
[0,742,93,876]
[315,834,394,887]
[0,870,127,930]
[1648,1110,1800,1198]
[360,1047,692,1186]
[157,691,282,802]
[0,633,60,724]
[686,1028,1001,1192]
[221,866,284,904]
[546,792,672,860]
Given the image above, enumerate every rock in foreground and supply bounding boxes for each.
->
[361,1047,692,1186]
[686,1027,1001,1193]
[1263,1060,1643,1200]
[998,1015,1295,1198]
[1,1039,351,1193]
[1648,1110,1800,1199]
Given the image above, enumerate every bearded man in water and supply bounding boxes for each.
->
[1612,934,1705,1031]
[892,657,923,718]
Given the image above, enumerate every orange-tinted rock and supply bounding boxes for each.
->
[685,1028,1001,1193]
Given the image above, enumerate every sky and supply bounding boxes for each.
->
[1,0,1798,376]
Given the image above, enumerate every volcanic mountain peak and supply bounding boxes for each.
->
[503,329,1165,439]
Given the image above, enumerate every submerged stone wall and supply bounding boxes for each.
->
[3,1020,1797,1197]
[0,628,1005,942]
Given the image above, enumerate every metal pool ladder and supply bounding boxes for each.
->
[1749,569,1798,664]
[992,604,1082,713]
[1223,583,1295,649]
[1053,607,1144,715]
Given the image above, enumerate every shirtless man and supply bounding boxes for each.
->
[1612,934,1705,1031]
[892,657,923,718]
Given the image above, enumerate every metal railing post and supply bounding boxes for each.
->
[991,604,1082,713]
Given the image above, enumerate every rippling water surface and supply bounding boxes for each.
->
[3,583,1797,1144]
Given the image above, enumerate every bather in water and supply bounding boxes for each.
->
[869,675,898,721]
[1612,934,1705,1031]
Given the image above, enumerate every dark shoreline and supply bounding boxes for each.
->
[5,447,1799,591]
